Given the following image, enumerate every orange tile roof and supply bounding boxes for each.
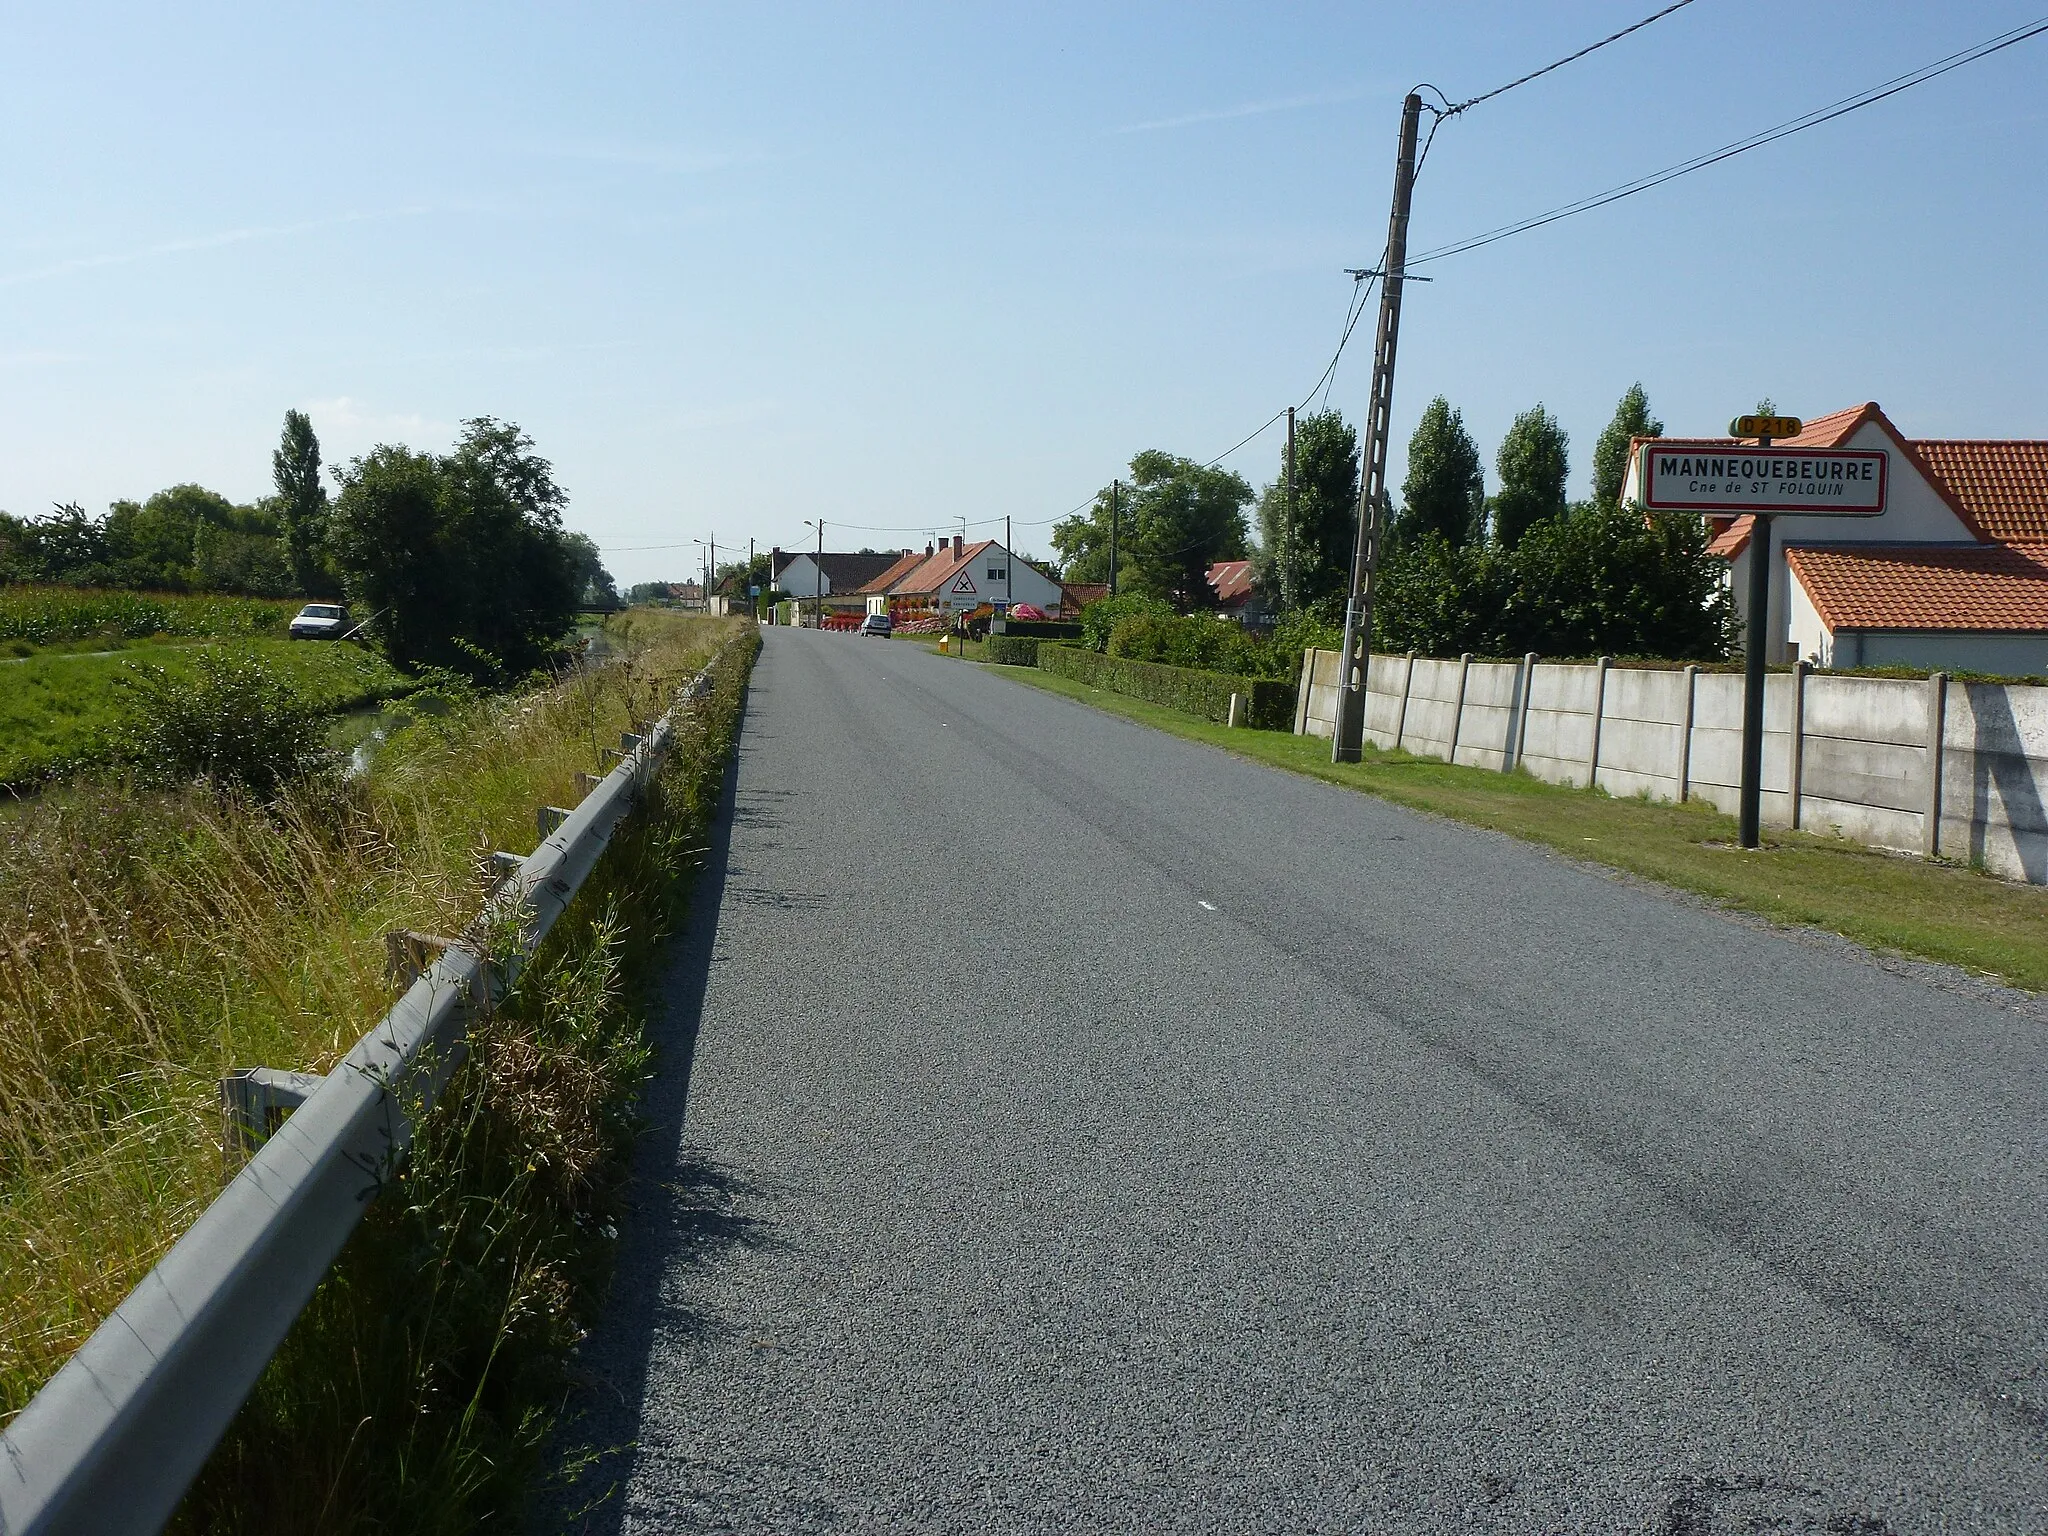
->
[1907,441,2048,545]
[855,549,927,595]
[893,539,996,596]
[1705,515,1755,559]
[1787,544,2048,633]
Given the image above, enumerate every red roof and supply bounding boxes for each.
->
[1060,582,1108,611]
[1206,559,1253,604]
[1909,441,2048,544]
[893,539,996,597]
[1788,543,2048,633]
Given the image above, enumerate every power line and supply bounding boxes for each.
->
[1409,15,2048,267]
[1439,0,1698,116]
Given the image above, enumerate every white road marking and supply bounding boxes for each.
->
[1198,900,1217,911]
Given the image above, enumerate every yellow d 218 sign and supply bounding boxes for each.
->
[1638,444,1887,515]
[1728,414,1802,439]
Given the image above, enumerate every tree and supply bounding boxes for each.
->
[1491,404,1570,547]
[1395,398,1485,549]
[273,409,337,596]
[1118,451,1252,609]
[1591,383,1663,510]
[562,531,620,609]
[1051,454,1250,604]
[1255,409,1359,613]
[326,446,460,669]
[326,420,580,676]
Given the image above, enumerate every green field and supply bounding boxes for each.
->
[0,584,297,650]
[0,639,413,786]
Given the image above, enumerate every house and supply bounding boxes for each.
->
[769,548,906,614]
[1620,402,2048,674]
[869,534,1064,617]
[1206,559,1275,626]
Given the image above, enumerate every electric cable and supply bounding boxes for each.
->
[1408,15,2048,267]
[1441,0,1698,116]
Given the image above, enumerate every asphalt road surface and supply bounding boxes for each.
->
[560,626,2048,1534]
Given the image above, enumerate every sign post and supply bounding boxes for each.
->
[1636,419,1888,849]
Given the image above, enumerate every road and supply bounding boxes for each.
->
[560,625,2048,1534]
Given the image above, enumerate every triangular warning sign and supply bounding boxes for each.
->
[949,571,977,594]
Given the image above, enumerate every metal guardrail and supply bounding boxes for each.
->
[0,653,730,1536]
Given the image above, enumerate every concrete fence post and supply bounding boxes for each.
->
[1448,652,1473,765]
[1790,659,1810,829]
[1514,653,1539,772]
[1294,650,1316,735]
[1924,671,1949,858]
[1587,656,1612,789]
[1679,664,1698,802]
[1392,651,1416,752]
[1227,692,1246,730]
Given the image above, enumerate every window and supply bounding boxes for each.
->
[987,566,1007,582]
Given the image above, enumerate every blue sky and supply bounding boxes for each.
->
[3,2,2044,587]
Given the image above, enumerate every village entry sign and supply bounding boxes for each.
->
[1637,443,1887,515]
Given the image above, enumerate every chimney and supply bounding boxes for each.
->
[952,534,963,557]
[925,542,934,557]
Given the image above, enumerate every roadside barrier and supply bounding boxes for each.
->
[0,643,739,1536]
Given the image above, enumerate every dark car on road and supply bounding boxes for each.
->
[288,603,351,640]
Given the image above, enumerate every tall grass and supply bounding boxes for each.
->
[0,611,754,1529]
[0,585,297,647]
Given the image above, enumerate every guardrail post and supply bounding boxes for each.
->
[537,805,573,839]
[219,1068,327,1174]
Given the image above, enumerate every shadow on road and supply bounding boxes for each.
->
[543,692,781,1536]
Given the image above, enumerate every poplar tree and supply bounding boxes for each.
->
[273,409,336,595]
[1396,397,1484,549]
[1492,404,1570,547]
[1591,383,1663,510]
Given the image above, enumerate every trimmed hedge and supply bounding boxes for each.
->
[1037,642,1293,729]
[985,633,1041,666]
[993,619,1083,640]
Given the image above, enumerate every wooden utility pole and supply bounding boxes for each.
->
[1109,479,1120,597]
[1334,91,1423,764]
[1283,405,1297,610]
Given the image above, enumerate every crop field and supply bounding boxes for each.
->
[0,585,297,651]
[0,639,412,786]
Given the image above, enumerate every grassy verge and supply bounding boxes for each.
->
[1,612,755,1531]
[995,661,2048,992]
[891,630,990,661]
[0,638,412,786]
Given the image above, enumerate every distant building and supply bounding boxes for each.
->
[863,535,1064,617]
[768,548,905,610]
[1205,559,1274,626]
[1621,402,2048,675]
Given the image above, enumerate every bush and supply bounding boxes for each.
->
[1078,593,1175,652]
[1038,642,1293,729]
[114,649,333,796]
[1105,612,1295,678]
[985,633,1041,666]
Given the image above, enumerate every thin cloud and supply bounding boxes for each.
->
[0,210,422,288]
[1113,87,1366,135]
[0,349,82,367]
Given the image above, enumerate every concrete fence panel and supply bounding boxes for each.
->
[1291,647,2048,885]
